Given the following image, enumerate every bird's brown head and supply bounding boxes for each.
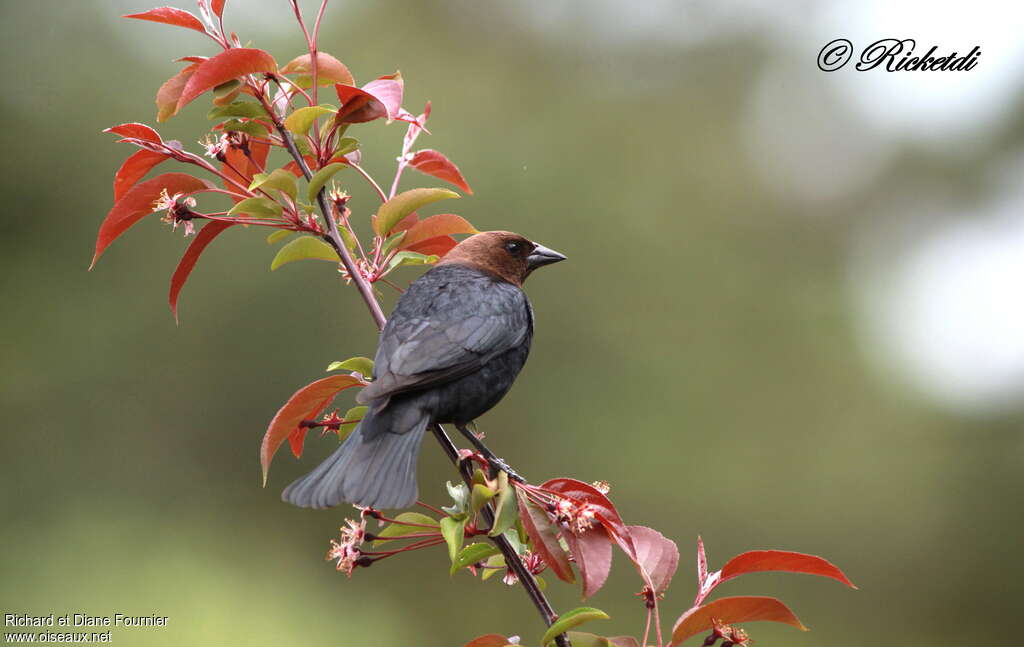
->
[438,230,566,286]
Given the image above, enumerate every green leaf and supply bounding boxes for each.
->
[372,511,439,547]
[270,236,338,270]
[220,118,268,137]
[384,251,438,275]
[284,104,337,135]
[451,543,501,575]
[375,187,460,236]
[501,526,527,555]
[266,229,294,245]
[541,608,611,646]
[293,136,313,156]
[213,79,240,96]
[471,483,496,514]
[338,405,366,439]
[333,136,359,157]
[228,197,282,219]
[381,230,408,257]
[566,633,613,647]
[250,168,298,201]
[338,226,357,253]
[481,553,505,580]
[536,575,547,591]
[440,516,465,566]
[208,100,268,120]
[306,162,348,203]
[326,356,374,377]
[489,472,519,537]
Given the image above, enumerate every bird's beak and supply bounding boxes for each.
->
[527,243,567,270]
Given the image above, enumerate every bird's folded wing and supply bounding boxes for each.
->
[358,274,530,404]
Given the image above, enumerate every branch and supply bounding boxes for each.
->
[265,76,570,647]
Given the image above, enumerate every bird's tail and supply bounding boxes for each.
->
[281,406,429,510]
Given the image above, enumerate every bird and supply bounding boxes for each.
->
[282,230,566,510]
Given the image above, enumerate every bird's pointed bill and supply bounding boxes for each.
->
[527,243,566,270]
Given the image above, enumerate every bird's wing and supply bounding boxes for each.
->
[357,266,531,404]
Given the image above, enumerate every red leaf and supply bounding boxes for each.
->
[563,524,613,599]
[334,84,386,124]
[156,63,200,122]
[113,149,169,201]
[283,155,317,178]
[220,139,269,197]
[104,123,161,142]
[670,596,807,646]
[409,150,473,194]
[168,220,234,322]
[123,7,206,34]
[399,214,477,250]
[177,48,277,112]
[720,550,856,589]
[541,478,635,557]
[628,525,679,594]
[260,375,364,485]
[91,173,213,269]
[463,635,512,647]
[517,491,575,584]
[211,0,226,18]
[361,73,403,121]
[405,235,458,258]
[280,52,354,87]
[287,424,313,459]
[335,73,406,124]
[176,55,208,64]
[249,139,270,171]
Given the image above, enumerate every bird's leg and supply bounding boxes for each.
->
[455,423,525,483]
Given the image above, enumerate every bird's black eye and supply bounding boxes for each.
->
[505,240,523,255]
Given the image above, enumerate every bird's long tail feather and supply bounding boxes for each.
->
[281,408,429,510]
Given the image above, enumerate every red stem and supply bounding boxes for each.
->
[349,163,389,203]
[416,500,445,516]
[371,531,441,541]
[365,537,446,557]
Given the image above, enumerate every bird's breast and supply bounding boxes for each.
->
[432,336,532,425]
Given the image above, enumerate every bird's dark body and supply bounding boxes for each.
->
[282,263,534,509]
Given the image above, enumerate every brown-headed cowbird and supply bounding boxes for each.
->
[282,231,566,510]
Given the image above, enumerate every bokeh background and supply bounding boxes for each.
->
[3,1,1023,645]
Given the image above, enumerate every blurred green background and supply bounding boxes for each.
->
[3,1,1023,645]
